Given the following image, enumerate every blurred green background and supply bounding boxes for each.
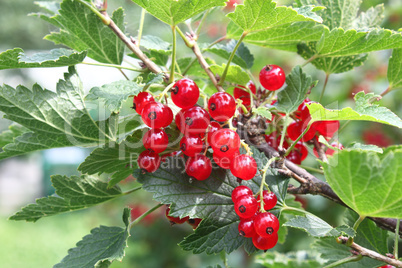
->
[0,0,401,267]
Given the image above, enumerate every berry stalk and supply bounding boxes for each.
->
[129,203,163,229]
[259,157,277,213]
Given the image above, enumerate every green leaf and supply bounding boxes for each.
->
[283,214,355,238]
[321,149,402,218]
[252,107,272,120]
[205,40,254,69]
[9,175,122,222]
[307,92,402,128]
[276,66,316,114]
[86,81,142,113]
[256,251,324,268]
[227,0,322,33]
[0,124,29,149]
[351,4,385,31]
[388,49,402,89]
[36,1,125,64]
[34,1,61,14]
[0,67,118,160]
[344,210,389,255]
[130,0,226,26]
[210,64,250,85]
[136,35,171,55]
[348,143,383,153]
[54,208,131,268]
[312,238,383,268]
[0,48,86,70]
[319,0,361,30]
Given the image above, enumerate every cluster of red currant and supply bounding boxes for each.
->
[232,186,280,250]
[165,206,202,229]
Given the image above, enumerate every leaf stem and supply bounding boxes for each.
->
[353,215,366,231]
[259,157,277,212]
[195,10,210,37]
[81,61,145,72]
[158,82,176,102]
[76,0,110,25]
[123,186,142,195]
[380,86,392,97]
[218,31,247,86]
[169,26,177,83]
[319,73,330,103]
[279,114,289,149]
[129,203,163,229]
[137,8,146,47]
[395,219,400,259]
[323,255,363,268]
[302,55,317,67]
[176,26,193,48]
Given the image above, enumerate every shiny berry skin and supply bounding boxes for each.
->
[179,107,210,135]
[287,121,316,142]
[286,150,302,165]
[252,232,278,250]
[208,92,236,122]
[259,65,286,91]
[171,78,200,109]
[165,207,189,224]
[180,135,204,157]
[187,218,202,229]
[314,120,340,139]
[207,122,221,145]
[213,153,233,169]
[138,150,161,173]
[231,185,253,202]
[143,129,169,153]
[254,212,280,237]
[175,109,186,133]
[186,154,212,181]
[298,100,315,121]
[141,102,173,129]
[230,154,257,181]
[238,217,257,238]
[257,190,278,211]
[210,129,241,157]
[234,195,258,218]
[133,92,154,115]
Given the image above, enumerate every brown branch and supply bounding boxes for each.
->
[100,11,168,83]
[237,114,402,236]
[313,137,328,163]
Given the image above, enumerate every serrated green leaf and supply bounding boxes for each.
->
[283,214,355,238]
[145,73,165,87]
[0,124,29,149]
[131,0,226,26]
[0,48,86,70]
[351,4,384,31]
[252,107,272,120]
[312,238,383,268]
[276,66,315,114]
[388,49,402,89]
[34,1,61,14]
[307,92,402,128]
[227,0,322,33]
[210,64,249,85]
[9,175,122,222]
[348,143,383,153]
[322,149,402,218]
[205,40,254,69]
[177,57,215,79]
[136,35,171,55]
[0,67,118,160]
[319,0,361,30]
[54,208,131,268]
[36,1,125,64]
[256,250,324,268]
[344,210,389,255]
[86,81,142,113]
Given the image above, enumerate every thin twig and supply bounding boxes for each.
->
[313,137,328,163]
[349,241,402,267]
[319,73,330,103]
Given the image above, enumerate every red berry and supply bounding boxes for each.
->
[179,107,210,135]
[259,65,286,91]
[210,129,240,157]
[180,135,204,157]
[234,81,256,107]
[161,151,182,162]
[287,121,316,142]
[138,150,161,173]
[133,92,154,115]
[264,132,288,149]
[187,218,202,229]
[257,190,278,211]
[165,207,189,224]
[171,78,200,109]
[207,122,221,145]
[238,217,257,238]
[326,142,344,156]
[254,212,280,237]
[143,129,169,153]
[234,195,258,218]
[314,120,340,139]
[252,232,278,250]
[213,153,233,169]
[286,150,302,165]
[141,102,173,129]
[230,154,257,181]
[298,100,315,121]
[208,92,236,122]
[231,185,253,203]
[186,154,212,181]
[294,141,308,161]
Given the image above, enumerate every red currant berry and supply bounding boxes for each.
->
[207,122,221,145]
[234,81,256,104]
[295,98,311,119]
[286,149,302,165]
[257,190,278,211]
[161,151,182,162]
[141,102,173,129]
[143,129,169,153]
[287,121,316,142]
[252,232,278,250]
[314,120,340,139]
[186,154,212,181]
[234,195,258,218]
[254,212,280,237]
[138,150,161,173]
[259,65,286,91]
[187,218,202,229]
[213,153,233,169]
[180,107,210,135]
[231,185,253,203]
[210,129,240,157]
[294,141,308,161]
[208,92,236,122]
[230,154,257,181]
[171,78,200,109]
[180,135,204,157]
[326,142,344,156]
[238,217,257,238]
[133,92,154,115]
[165,207,189,224]
[298,100,314,121]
